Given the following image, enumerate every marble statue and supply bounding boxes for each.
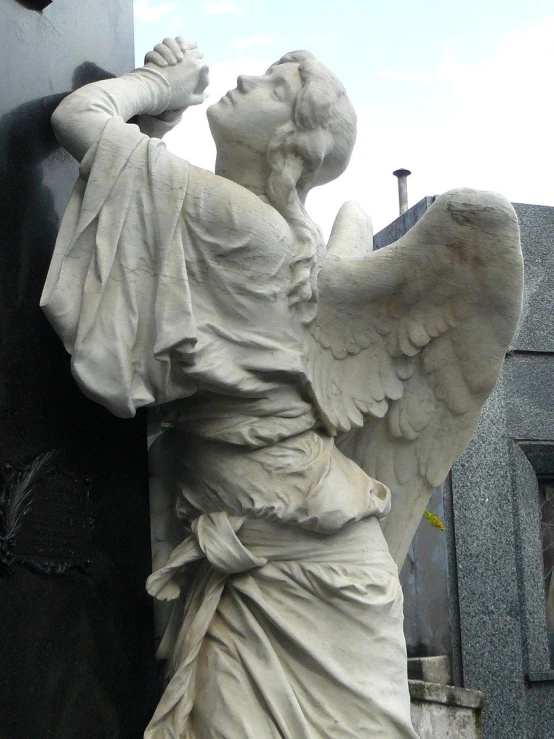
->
[40,37,523,738]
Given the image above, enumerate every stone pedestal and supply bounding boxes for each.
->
[408,657,484,738]
[410,680,484,738]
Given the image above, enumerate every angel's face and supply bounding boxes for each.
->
[207,62,302,155]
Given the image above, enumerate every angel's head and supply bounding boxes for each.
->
[266,51,356,198]
[208,51,356,201]
[208,52,356,317]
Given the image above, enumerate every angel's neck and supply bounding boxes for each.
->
[214,143,269,202]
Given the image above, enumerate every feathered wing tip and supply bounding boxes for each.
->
[326,201,373,258]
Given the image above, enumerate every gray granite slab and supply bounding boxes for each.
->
[512,204,554,353]
[451,381,528,738]
[503,354,554,440]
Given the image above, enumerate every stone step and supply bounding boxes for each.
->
[408,655,451,685]
[410,680,484,739]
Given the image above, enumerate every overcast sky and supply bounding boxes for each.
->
[133,0,554,235]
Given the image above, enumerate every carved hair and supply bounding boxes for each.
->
[264,51,356,319]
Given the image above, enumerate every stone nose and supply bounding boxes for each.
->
[237,74,255,93]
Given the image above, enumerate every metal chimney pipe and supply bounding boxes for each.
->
[393,168,411,215]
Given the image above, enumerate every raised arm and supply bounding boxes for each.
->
[51,37,209,162]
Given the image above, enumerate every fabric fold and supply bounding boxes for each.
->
[144,511,269,739]
[41,117,197,417]
[146,512,267,601]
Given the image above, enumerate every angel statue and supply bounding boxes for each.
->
[41,36,523,738]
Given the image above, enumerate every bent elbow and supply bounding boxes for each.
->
[50,94,84,147]
[50,90,105,162]
[50,99,69,143]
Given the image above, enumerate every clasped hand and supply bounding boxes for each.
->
[145,37,209,112]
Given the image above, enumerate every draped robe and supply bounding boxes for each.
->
[41,116,418,738]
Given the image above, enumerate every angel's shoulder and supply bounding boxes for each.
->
[184,165,290,242]
[176,166,294,273]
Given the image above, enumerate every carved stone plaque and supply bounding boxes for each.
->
[0,452,93,575]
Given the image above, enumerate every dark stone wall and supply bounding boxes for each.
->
[373,196,436,249]
[0,3,157,737]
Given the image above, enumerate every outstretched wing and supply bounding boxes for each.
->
[305,189,523,567]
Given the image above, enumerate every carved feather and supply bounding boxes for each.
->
[305,189,523,566]
[0,451,56,551]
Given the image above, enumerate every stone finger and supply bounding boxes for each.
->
[163,38,184,61]
[196,65,210,91]
[177,37,197,51]
[154,43,177,65]
[188,92,208,106]
[144,50,168,67]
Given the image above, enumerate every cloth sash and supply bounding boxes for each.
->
[144,513,269,739]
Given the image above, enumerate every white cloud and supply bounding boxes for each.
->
[305,32,333,43]
[204,0,245,15]
[378,69,428,82]
[134,0,178,23]
[230,33,272,49]
[288,31,334,44]
[426,15,554,205]
[313,15,554,235]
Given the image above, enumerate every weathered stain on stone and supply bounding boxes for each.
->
[410,679,484,738]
